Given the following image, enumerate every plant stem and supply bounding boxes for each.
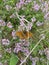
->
[20,38,43,65]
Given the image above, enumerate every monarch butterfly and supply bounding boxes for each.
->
[16,30,33,39]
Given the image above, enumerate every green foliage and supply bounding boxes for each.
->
[9,53,19,65]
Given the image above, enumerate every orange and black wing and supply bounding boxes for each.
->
[16,31,33,39]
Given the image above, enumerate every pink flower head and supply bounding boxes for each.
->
[44,48,49,60]
[36,21,43,26]
[7,22,13,28]
[33,4,40,11]
[12,30,16,39]
[0,20,6,26]
[44,12,49,20]
[26,22,33,30]
[16,0,24,9]
[16,3,22,9]
[31,17,36,23]
[14,43,22,53]
[2,39,10,46]
[20,21,25,26]
[20,0,24,5]
[22,48,29,56]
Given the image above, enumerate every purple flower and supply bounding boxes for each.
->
[20,21,25,26]
[22,48,29,56]
[20,39,30,47]
[20,0,24,5]
[16,3,21,9]
[44,48,49,60]
[16,0,24,9]
[7,22,13,28]
[36,21,43,26]
[33,4,40,11]
[2,39,10,46]
[14,43,23,53]
[12,30,16,39]
[44,12,49,20]
[23,41,30,47]
[26,22,33,30]
[32,61,36,65]
[0,20,6,26]
[30,56,39,65]
[14,40,30,54]
[31,17,36,23]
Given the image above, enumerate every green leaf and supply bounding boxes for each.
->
[10,54,19,65]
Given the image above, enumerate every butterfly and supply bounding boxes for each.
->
[16,30,33,39]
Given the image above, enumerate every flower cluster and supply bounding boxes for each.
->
[14,40,30,56]
[2,39,10,46]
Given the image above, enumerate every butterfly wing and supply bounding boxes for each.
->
[16,31,25,39]
[25,31,33,39]
[16,31,33,39]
